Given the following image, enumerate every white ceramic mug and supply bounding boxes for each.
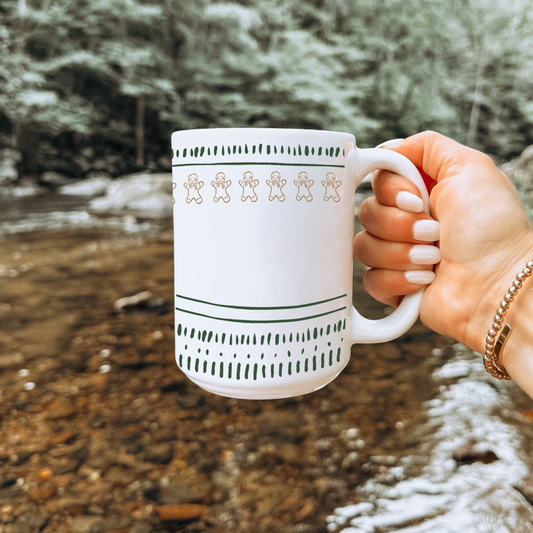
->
[172,128,429,399]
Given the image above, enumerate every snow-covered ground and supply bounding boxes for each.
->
[327,344,533,533]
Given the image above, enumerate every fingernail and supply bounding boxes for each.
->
[413,219,440,241]
[405,270,436,285]
[376,138,404,149]
[396,191,424,213]
[409,245,442,265]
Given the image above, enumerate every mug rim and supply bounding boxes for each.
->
[171,128,356,145]
[171,127,353,135]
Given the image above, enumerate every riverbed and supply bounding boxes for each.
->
[1,195,533,533]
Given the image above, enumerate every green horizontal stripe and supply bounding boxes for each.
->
[175,306,347,324]
[172,161,345,168]
[175,293,347,311]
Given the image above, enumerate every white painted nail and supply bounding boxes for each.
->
[376,138,404,149]
[396,191,424,213]
[405,270,436,285]
[413,220,440,242]
[409,245,442,265]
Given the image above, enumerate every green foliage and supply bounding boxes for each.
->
[1,0,533,177]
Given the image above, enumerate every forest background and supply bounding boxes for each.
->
[2,0,533,181]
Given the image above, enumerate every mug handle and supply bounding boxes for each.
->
[345,145,431,343]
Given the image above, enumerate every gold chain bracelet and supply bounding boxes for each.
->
[484,260,533,380]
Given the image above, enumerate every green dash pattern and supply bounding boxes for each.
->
[176,318,347,381]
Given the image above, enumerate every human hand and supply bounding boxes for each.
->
[353,131,533,356]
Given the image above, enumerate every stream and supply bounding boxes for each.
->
[0,192,533,533]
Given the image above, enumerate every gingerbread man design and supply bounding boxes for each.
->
[239,171,259,202]
[183,174,204,204]
[212,172,231,203]
[321,172,341,202]
[267,171,286,202]
[294,171,314,202]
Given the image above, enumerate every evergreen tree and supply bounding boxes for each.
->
[0,0,533,178]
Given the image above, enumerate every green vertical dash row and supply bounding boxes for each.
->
[176,335,346,380]
[173,145,346,159]
[176,319,346,344]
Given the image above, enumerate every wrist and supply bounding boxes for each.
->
[473,232,533,353]
[499,291,533,397]
[480,247,533,394]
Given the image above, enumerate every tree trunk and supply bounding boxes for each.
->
[18,0,26,40]
[466,43,486,148]
[14,122,37,178]
[136,94,145,168]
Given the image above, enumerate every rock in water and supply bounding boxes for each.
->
[88,172,172,218]
[58,175,112,196]
[40,171,72,187]
[113,291,164,313]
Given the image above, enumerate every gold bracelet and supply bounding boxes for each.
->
[484,260,533,380]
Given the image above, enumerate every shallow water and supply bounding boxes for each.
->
[0,226,448,532]
[328,346,533,533]
[1,191,533,532]
[0,194,167,237]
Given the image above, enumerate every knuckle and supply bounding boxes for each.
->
[384,208,400,239]
[352,231,367,259]
[362,268,380,296]
[357,198,373,227]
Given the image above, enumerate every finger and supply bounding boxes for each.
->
[353,231,441,270]
[363,268,435,308]
[384,131,515,225]
[384,131,492,184]
[358,196,440,243]
[372,170,425,212]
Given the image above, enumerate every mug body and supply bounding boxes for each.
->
[172,128,356,399]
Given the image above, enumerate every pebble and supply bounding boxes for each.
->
[14,508,49,532]
[37,467,53,481]
[157,504,208,521]
[104,466,136,486]
[86,449,115,470]
[156,481,210,505]
[275,443,302,464]
[255,410,304,437]
[113,291,164,314]
[315,438,333,452]
[343,428,360,440]
[29,487,56,500]
[53,457,81,475]
[0,353,24,369]
[297,500,316,520]
[212,471,234,490]
[50,431,76,445]
[142,442,174,465]
[98,364,111,374]
[342,452,359,470]
[129,522,153,533]
[70,515,105,533]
